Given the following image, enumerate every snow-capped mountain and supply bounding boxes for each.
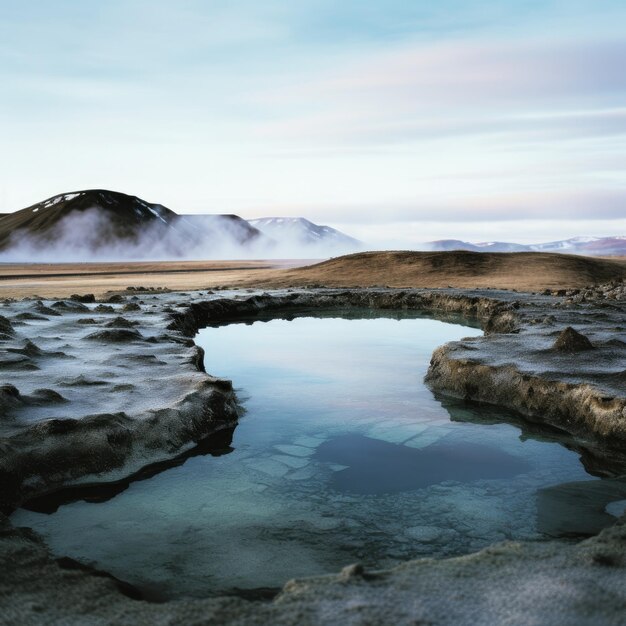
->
[0,190,269,260]
[248,217,362,253]
[0,191,360,260]
[529,236,626,255]
[4,190,620,260]
[426,237,626,256]
[428,240,529,253]
[0,190,178,252]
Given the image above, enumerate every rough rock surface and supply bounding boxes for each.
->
[0,295,240,509]
[168,288,626,453]
[553,326,595,352]
[0,285,625,624]
[1,511,625,625]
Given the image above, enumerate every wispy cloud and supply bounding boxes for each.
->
[0,1,625,244]
[248,188,626,225]
[254,38,626,146]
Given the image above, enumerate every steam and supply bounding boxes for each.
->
[0,207,363,262]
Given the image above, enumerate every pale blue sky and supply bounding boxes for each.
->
[1,1,625,244]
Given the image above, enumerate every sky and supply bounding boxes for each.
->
[1,0,625,246]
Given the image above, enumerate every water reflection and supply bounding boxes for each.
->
[11,315,625,598]
[316,434,530,494]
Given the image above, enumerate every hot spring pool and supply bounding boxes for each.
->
[11,314,624,599]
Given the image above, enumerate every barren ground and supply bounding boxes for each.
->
[0,252,625,298]
[248,251,626,291]
[0,259,313,298]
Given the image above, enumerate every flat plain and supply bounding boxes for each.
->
[1,251,625,299]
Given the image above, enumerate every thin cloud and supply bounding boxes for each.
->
[255,38,626,146]
[260,188,626,225]
[1,3,625,241]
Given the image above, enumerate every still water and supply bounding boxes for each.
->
[12,314,624,599]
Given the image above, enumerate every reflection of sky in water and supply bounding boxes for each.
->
[204,317,470,433]
[13,316,619,600]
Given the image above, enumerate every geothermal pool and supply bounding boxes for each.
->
[12,314,619,599]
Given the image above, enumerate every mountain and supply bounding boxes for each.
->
[427,240,528,253]
[0,190,271,261]
[0,190,178,251]
[426,237,626,256]
[0,191,360,261]
[248,217,362,254]
[529,236,626,256]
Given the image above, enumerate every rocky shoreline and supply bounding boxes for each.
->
[1,283,625,625]
[168,287,626,452]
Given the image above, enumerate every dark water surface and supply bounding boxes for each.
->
[316,434,531,494]
[12,315,626,599]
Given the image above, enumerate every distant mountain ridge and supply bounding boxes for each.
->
[0,190,270,260]
[1,189,622,260]
[249,217,362,252]
[0,190,178,250]
[427,237,626,256]
[0,190,360,260]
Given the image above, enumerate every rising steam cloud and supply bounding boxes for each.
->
[0,206,363,262]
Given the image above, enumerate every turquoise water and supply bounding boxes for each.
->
[12,315,623,599]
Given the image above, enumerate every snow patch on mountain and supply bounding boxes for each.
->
[427,236,626,256]
[249,217,362,255]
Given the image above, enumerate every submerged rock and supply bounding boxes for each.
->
[120,353,167,365]
[28,389,67,404]
[316,434,530,494]
[0,354,38,371]
[57,375,109,387]
[13,312,48,321]
[70,294,96,303]
[94,305,115,313]
[52,300,89,312]
[111,384,135,392]
[104,317,139,329]
[0,385,66,415]
[0,384,22,413]
[552,327,594,352]
[86,329,144,343]
[0,315,15,339]
[7,340,43,357]
[34,302,61,316]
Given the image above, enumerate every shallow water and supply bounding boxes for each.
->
[12,315,625,599]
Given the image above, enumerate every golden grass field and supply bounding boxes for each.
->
[0,252,625,299]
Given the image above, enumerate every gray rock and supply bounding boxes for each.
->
[0,315,15,338]
[553,327,594,352]
[104,316,139,329]
[86,329,144,343]
[70,294,96,303]
[94,304,115,313]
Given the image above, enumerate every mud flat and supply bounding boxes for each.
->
[1,282,625,625]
